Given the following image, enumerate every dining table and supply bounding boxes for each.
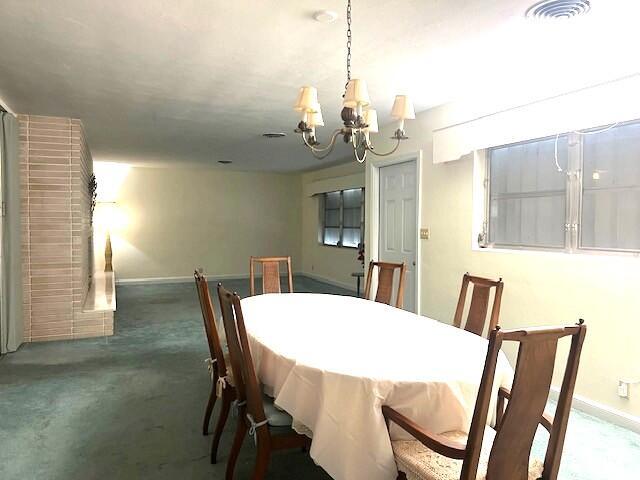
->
[240,293,514,480]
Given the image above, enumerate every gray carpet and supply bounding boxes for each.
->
[1,276,638,479]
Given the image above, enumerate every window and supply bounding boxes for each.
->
[319,188,364,248]
[484,120,640,253]
[581,122,640,251]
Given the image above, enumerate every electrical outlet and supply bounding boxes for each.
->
[420,228,430,240]
[618,381,629,398]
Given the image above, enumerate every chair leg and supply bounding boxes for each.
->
[210,390,232,464]
[202,382,217,436]
[225,416,247,480]
[251,442,271,480]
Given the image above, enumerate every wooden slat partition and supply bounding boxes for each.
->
[19,114,114,342]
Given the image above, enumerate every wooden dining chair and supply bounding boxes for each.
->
[453,273,504,337]
[217,283,310,480]
[383,320,587,480]
[364,260,407,308]
[249,256,294,296]
[193,270,236,464]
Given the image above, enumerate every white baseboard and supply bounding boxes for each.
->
[117,272,357,293]
[549,387,640,434]
[115,273,250,286]
[299,272,357,292]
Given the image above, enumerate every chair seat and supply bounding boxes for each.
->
[262,393,293,427]
[392,426,544,480]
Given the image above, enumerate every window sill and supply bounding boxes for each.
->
[318,243,358,250]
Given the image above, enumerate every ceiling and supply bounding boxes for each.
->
[0,0,638,172]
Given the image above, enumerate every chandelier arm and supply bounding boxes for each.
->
[366,137,403,157]
[311,146,337,160]
[301,128,342,153]
[351,131,368,164]
[353,146,367,163]
[302,129,343,159]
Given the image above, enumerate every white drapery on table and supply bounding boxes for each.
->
[240,293,513,480]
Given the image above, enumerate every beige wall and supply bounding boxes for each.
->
[365,103,640,417]
[300,162,365,290]
[96,165,302,281]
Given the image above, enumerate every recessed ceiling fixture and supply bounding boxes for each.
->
[293,0,414,163]
[525,0,591,19]
[218,160,232,164]
[262,132,287,138]
[313,10,338,23]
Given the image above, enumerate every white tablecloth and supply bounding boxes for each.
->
[240,293,513,480]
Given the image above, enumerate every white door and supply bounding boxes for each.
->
[378,160,417,312]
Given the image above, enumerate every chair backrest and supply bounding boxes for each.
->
[249,256,293,296]
[453,273,504,337]
[217,283,267,426]
[363,261,406,308]
[194,270,227,375]
[461,321,587,480]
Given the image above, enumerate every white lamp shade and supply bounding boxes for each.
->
[294,86,320,112]
[343,79,371,108]
[363,109,378,132]
[391,95,415,120]
[307,107,324,127]
[96,201,118,229]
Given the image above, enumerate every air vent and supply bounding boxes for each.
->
[525,0,591,19]
[262,132,287,138]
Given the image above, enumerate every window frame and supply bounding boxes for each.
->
[319,187,365,249]
[482,120,640,256]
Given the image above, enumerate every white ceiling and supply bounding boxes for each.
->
[0,0,638,172]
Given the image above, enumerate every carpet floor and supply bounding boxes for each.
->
[1,276,638,479]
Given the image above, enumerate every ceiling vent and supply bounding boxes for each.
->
[525,0,591,19]
[262,132,286,138]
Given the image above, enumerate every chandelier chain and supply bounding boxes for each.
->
[346,0,352,84]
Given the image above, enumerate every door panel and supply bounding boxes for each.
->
[402,198,416,253]
[378,160,417,312]
[385,199,396,251]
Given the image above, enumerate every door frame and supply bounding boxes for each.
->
[365,150,423,315]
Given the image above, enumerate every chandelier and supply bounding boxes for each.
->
[293,0,415,163]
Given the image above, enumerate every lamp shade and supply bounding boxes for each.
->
[391,95,415,120]
[363,109,378,132]
[343,79,371,108]
[307,106,324,127]
[294,86,320,112]
[95,201,124,232]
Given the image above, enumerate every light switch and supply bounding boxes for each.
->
[420,228,430,240]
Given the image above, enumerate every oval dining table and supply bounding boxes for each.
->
[240,293,514,480]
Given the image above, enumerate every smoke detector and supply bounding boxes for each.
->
[525,0,591,19]
[313,10,338,24]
